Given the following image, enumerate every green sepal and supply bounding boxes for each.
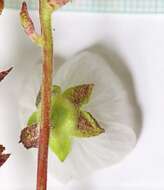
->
[63,84,94,107]
[73,111,105,137]
[50,94,78,161]
[51,94,78,130]
[49,129,71,162]
[27,111,38,125]
[52,85,62,95]
[35,85,61,107]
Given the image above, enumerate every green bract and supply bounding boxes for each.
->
[21,84,105,161]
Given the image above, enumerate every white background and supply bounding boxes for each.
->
[0,10,164,190]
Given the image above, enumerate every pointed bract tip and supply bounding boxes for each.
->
[0,145,10,167]
[0,67,13,82]
[0,0,4,15]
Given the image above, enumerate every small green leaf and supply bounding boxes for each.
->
[63,84,94,107]
[73,111,105,137]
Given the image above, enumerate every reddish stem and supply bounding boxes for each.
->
[36,1,53,189]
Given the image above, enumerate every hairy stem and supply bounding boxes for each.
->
[36,1,53,189]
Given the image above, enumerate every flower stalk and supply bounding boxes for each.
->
[36,1,53,190]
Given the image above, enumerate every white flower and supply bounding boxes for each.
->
[1,51,137,183]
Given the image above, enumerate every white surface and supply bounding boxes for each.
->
[0,10,164,190]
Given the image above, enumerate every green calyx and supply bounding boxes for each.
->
[23,84,104,162]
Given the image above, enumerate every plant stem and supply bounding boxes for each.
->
[36,1,53,189]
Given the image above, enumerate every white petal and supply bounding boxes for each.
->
[49,52,136,182]
[54,52,135,127]
[10,51,136,183]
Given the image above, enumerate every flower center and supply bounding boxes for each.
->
[20,84,105,161]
